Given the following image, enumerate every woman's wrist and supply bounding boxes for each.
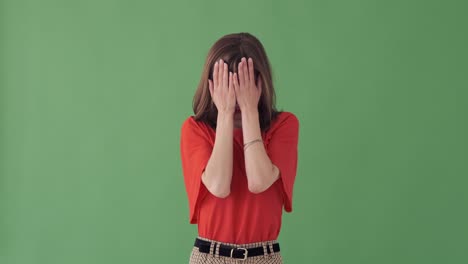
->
[240,107,258,119]
[217,111,234,123]
[218,108,235,116]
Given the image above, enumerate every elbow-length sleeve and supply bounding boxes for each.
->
[266,112,300,213]
[180,117,213,224]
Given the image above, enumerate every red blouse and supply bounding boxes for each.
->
[180,111,299,244]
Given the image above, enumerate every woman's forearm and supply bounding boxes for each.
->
[201,111,234,198]
[242,108,279,193]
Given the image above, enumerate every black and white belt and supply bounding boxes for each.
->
[194,237,280,260]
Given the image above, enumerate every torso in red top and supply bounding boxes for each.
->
[180,111,299,244]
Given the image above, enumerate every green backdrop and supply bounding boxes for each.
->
[1,0,467,263]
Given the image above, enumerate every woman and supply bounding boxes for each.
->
[180,32,299,264]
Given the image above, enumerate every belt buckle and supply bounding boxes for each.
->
[230,247,248,260]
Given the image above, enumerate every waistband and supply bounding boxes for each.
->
[196,236,279,248]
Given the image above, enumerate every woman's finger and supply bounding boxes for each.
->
[233,72,239,93]
[248,58,255,86]
[213,61,218,89]
[218,59,224,88]
[238,60,244,88]
[242,58,249,86]
[222,62,228,89]
[228,72,233,94]
[217,59,222,88]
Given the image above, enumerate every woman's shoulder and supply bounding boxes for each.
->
[181,115,212,134]
[270,111,299,129]
[262,111,299,144]
[276,111,298,121]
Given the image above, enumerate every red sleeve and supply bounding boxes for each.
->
[266,112,299,212]
[180,117,213,224]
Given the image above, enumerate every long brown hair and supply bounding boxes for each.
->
[192,32,282,132]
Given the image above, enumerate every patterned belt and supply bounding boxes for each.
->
[194,237,280,260]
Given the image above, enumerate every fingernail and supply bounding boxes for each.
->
[249,57,252,62]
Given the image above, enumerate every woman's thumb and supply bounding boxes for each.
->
[208,79,213,97]
[257,77,262,95]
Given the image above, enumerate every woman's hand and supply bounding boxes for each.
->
[233,57,262,112]
[208,59,236,114]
